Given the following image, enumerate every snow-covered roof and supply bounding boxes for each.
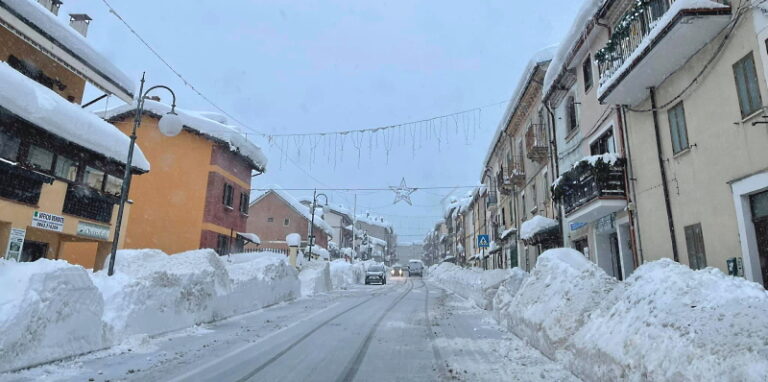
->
[0,0,135,100]
[236,232,261,245]
[98,100,267,171]
[482,45,556,172]
[356,213,393,230]
[253,187,334,237]
[368,236,387,247]
[500,227,517,240]
[542,0,607,99]
[0,62,149,171]
[326,204,352,219]
[520,216,559,240]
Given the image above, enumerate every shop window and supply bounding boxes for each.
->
[222,183,234,207]
[104,175,123,196]
[684,223,707,270]
[54,155,78,181]
[239,192,249,214]
[28,145,54,172]
[0,131,20,161]
[733,52,763,118]
[84,166,105,190]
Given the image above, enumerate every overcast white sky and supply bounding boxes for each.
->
[68,0,583,243]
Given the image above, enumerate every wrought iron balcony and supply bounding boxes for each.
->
[556,161,627,222]
[0,159,54,205]
[507,155,526,187]
[526,125,548,162]
[596,0,731,105]
[63,184,118,223]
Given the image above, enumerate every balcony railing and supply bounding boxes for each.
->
[596,0,730,85]
[63,184,118,223]
[559,163,626,215]
[507,155,525,187]
[0,160,54,205]
[525,125,548,162]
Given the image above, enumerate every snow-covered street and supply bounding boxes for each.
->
[0,277,577,382]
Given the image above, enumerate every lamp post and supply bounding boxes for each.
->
[307,189,328,261]
[107,73,182,276]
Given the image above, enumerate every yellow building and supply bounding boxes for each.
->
[0,1,147,269]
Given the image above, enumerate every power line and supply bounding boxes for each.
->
[251,186,481,191]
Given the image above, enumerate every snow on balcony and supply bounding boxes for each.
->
[597,0,731,106]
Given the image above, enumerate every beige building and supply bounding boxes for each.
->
[595,0,768,286]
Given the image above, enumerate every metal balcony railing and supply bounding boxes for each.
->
[63,184,118,223]
[0,160,54,205]
[596,0,730,84]
[507,155,526,186]
[526,125,548,162]
[561,164,626,215]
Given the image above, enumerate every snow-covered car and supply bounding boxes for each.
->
[408,260,424,277]
[390,264,405,277]
[365,264,387,285]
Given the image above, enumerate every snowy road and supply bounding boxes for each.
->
[2,278,578,382]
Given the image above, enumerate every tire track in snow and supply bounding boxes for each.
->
[336,278,415,382]
[423,279,449,380]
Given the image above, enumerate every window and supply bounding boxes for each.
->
[684,223,707,270]
[84,166,105,190]
[222,183,234,207]
[216,234,230,255]
[27,145,54,172]
[590,128,615,155]
[733,52,763,118]
[566,96,579,133]
[667,102,689,154]
[54,156,78,181]
[104,175,123,197]
[267,217,274,222]
[582,54,593,93]
[284,218,290,226]
[501,207,506,226]
[0,131,20,161]
[239,192,249,214]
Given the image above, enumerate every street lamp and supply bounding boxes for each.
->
[107,74,181,276]
[307,189,328,261]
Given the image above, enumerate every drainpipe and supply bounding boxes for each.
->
[617,105,643,267]
[545,100,564,247]
[649,88,680,262]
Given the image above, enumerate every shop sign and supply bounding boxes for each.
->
[31,211,64,232]
[76,221,110,240]
[4,228,25,261]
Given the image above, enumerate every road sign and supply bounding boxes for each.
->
[477,235,490,248]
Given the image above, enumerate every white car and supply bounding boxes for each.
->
[408,260,424,277]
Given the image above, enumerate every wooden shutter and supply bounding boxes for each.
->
[684,223,707,270]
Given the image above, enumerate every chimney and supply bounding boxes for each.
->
[37,0,62,15]
[69,14,92,37]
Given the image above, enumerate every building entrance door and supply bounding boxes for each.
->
[610,233,623,281]
[20,240,48,262]
[750,190,768,288]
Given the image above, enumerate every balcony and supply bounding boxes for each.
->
[0,159,54,205]
[508,155,526,187]
[497,169,513,195]
[63,184,118,223]
[525,125,548,162]
[554,158,627,224]
[597,0,731,105]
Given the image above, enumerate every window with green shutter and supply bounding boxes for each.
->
[733,53,763,118]
[684,223,707,270]
[667,102,689,154]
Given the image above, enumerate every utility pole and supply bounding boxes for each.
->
[308,188,317,261]
[352,194,357,261]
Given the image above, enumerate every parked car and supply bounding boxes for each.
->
[365,264,387,285]
[390,264,404,277]
[408,260,424,277]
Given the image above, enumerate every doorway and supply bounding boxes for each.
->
[750,190,768,288]
[20,240,48,262]
[610,233,624,281]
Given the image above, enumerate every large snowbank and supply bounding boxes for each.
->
[428,262,517,310]
[92,249,232,341]
[491,268,528,323]
[216,252,300,317]
[99,100,267,170]
[329,260,366,289]
[299,260,332,296]
[0,62,149,171]
[568,259,768,381]
[0,259,105,373]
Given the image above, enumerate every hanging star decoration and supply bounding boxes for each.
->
[390,177,418,205]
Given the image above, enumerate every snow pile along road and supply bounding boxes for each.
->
[568,259,768,381]
[0,259,105,373]
[501,248,618,360]
[299,260,332,296]
[428,262,518,310]
[329,259,365,289]
[91,249,232,342]
[216,252,300,317]
[491,267,528,323]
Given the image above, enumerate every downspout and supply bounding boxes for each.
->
[649,88,680,262]
[616,105,643,267]
[544,100,564,247]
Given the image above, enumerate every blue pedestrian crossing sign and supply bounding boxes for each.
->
[477,235,490,248]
